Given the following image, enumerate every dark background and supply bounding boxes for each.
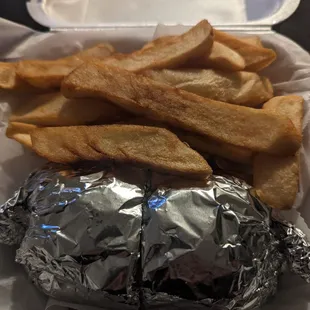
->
[0,0,309,51]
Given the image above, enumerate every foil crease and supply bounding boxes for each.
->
[142,176,283,310]
[15,164,144,309]
[0,188,28,245]
[1,166,310,309]
[0,168,53,245]
[271,219,310,283]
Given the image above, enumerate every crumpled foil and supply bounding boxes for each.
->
[0,167,53,245]
[142,177,281,310]
[15,163,145,309]
[1,164,310,309]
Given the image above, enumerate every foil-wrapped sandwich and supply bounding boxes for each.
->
[1,163,310,310]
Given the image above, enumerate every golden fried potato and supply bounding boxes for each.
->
[6,122,37,148]
[31,125,212,178]
[74,43,115,61]
[15,43,115,90]
[124,116,253,164]
[254,95,304,209]
[141,36,170,50]
[0,63,18,89]
[144,38,244,71]
[143,69,273,107]
[62,62,300,156]
[190,41,245,71]
[263,95,304,132]
[100,20,213,72]
[0,62,36,91]
[214,30,276,71]
[16,57,83,90]
[10,92,129,126]
[254,154,299,209]
[239,36,263,48]
[177,131,253,164]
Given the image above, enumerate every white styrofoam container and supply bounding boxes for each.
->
[1,1,308,310]
[26,0,300,31]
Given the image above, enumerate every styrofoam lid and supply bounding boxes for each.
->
[27,0,300,29]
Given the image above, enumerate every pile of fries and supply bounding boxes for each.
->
[1,20,303,210]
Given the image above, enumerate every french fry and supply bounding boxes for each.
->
[239,36,263,48]
[74,43,115,61]
[143,68,273,107]
[0,63,18,90]
[16,58,82,90]
[124,116,253,164]
[15,43,115,90]
[31,125,212,178]
[6,122,37,148]
[177,131,253,164]
[214,29,276,71]
[141,36,170,50]
[62,62,301,156]
[100,20,213,72]
[254,154,299,209]
[10,92,129,126]
[254,95,304,209]
[142,36,245,71]
[0,62,36,91]
[147,38,245,72]
[189,41,245,71]
[262,95,303,131]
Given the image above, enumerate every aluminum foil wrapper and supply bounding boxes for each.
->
[1,164,310,309]
[142,177,281,310]
[0,168,55,245]
[15,163,145,309]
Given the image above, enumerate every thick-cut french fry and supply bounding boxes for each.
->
[0,63,18,89]
[141,36,169,50]
[143,69,273,107]
[0,63,36,91]
[62,62,301,156]
[214,30,276,71]
[262,96,303,131]
[254,154,299,209]
[16,57,83,90]
[74,43,115,61]
[124,116,253,164]
[254,95,304,209]
[6,122,37,148]
[10,92,129,126]
[15,43,115,90]
[145,37,245,72]
[31,125,212,178]
[100,20,213,72]
[145,36,245,72]
[189,41,245,71]
[177,131,253,164]
[239,36,263,48]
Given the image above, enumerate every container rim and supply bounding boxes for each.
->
[26,0,301,30]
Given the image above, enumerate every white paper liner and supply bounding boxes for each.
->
[1,19,310,310]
